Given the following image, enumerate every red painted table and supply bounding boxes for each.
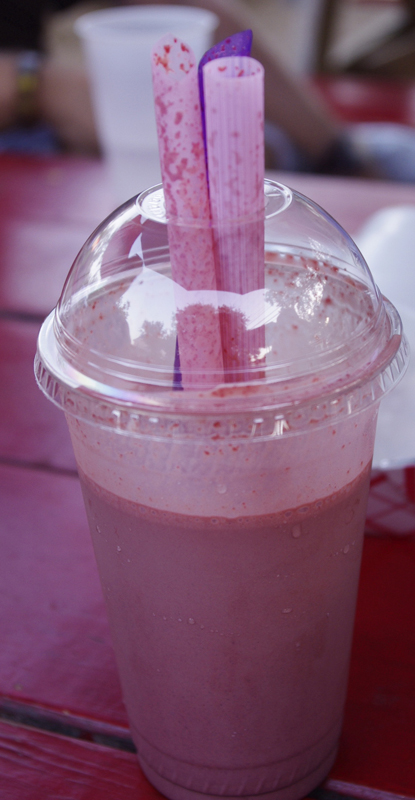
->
[0,153,414,799]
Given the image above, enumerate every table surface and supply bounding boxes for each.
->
[1,152,414,800]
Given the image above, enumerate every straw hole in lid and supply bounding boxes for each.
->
[136,181,292,224]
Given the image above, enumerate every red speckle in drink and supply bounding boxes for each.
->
[175,112,183,125]
[181,43,189,52]
[218,65,226,72]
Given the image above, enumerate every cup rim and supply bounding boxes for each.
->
[75,5,219,40]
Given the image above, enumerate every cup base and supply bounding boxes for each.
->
[136,742,338,800]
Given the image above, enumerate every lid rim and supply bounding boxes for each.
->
[35,305,409,436]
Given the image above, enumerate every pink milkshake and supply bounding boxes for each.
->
[79,463,371,800]
[35,181,408,800]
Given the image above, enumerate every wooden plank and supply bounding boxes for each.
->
[0,318,76,471]
[0,154,113,316]
[0,463,127,728]
[0,214,97,316]
[0,154,113,226]
[331,535,415,798]
[274,170,415,238]
[0,718,161,800]
[2,153,415,319]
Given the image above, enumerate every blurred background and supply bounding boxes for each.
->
[3,0,415,181]
[245,0,415,76]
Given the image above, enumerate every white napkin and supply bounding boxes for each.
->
[355,206,415,468]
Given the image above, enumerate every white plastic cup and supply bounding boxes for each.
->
[76,5,218,203]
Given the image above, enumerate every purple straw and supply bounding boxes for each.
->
[198,30,253,156]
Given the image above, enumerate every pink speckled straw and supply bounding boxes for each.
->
[152,34,223,388]
[203,56,265,381]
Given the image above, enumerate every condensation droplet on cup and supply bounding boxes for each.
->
[282,608,292,614]
[188,618,195,625]
[291,524,301,538]
[217,484,227,494]
[343,544,350,554]
[116,545,121,552]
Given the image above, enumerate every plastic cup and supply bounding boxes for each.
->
[35,181,408,800]
[75,6,218,203]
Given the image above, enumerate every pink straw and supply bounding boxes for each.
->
[152,34,223,388]
[203,56,265,381]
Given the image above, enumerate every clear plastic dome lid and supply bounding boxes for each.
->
[35,180,408,430]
